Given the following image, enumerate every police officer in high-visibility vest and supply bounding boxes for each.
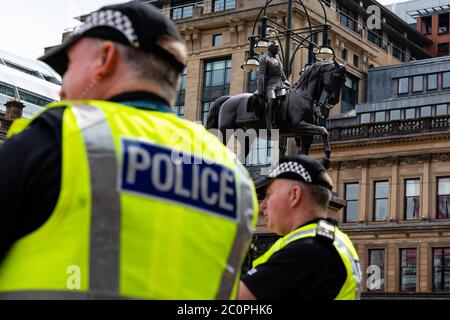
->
[0,1,258,300]
[238,155,361,300]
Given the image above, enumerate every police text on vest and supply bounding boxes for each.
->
[120,138,237,220]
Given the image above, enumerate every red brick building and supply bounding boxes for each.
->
[411,5,450,57]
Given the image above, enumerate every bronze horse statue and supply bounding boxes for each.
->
[206,60,346,168]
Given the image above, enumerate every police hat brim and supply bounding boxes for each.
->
[39,35,81,76]
[253,175,275,195]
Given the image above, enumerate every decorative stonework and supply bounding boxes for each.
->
[400,154,432,165]
[433,153,450,163]
[331,153,450,169]
[331,159,369,170]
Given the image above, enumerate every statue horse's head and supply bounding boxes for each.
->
[321,60,346,106]
[296,61,346,106]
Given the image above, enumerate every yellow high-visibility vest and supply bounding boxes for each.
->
[0,100,258,300]
[252,220,362,300]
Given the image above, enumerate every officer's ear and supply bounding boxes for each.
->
[290,183,303,208]
[96,41,119,77]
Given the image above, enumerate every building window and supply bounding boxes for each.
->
[344,183,359,223]
[412,76,423,93]
[400,248,417,292]
[360,113,371,124]
[0,82,15,97]
[420,106,431,117]
[17,89,52,107]
[433,248,450,292]
[201,102,213,126]
[202,58,231,125]
[339,4,358,33]
[438,13,449,34]
[368,29,384,50]
[341,73,359,113]
[368,249,385,291]
[405,179,420,220]
[247,70,258,93]
[436,104,448,116]
[438,43,449,56]
[437,177,450,219]
[374,181,389,221]
[341,48,348,62]
[353,54,359,67]
[173,68,187,117]
[390,109,401,121]
[213,34,222,47]
[398,78,409,94]
[213,0,236,12]
[427,74,438,91]
[392,43,406,62]
[2,59,42,79]
[442,72,450,89]
[374,111,385,123]
[405,108,416,119]
[171,2,194,20]
[421,15,432,34]
[245,138,275,166]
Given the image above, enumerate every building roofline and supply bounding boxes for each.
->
[369,0,433,46]
[407,4,450,18]
[368,55,450,72]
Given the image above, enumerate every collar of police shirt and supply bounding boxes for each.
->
[108,91,171,113]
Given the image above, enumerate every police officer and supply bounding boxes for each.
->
[0,2,258,300]
[238,155,361,300]
[257,41,290,129]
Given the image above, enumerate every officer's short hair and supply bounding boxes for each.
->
[300,180,331,211]
[115,41,181,98]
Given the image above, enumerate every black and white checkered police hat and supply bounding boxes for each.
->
[40,1,186,75]
[254,155,333,192]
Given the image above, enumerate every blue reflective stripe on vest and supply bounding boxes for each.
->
[119,138,238,220]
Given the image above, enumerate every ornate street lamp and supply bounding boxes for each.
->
[241,0,335,77]
[315,46,335,61]
[241,36,260,72]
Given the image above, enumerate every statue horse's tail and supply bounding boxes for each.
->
[206,95,231,129]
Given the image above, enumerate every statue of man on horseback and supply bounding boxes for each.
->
[258,41,291,129]
[206,58,346,169]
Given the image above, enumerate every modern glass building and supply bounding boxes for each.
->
[0,49,60,119]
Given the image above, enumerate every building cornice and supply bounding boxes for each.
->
[328,152,450,170]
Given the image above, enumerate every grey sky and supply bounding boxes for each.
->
[0,0,408,60]
[0,0,124,59]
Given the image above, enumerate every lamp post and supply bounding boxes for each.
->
[242,0,335,77]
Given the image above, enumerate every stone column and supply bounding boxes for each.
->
[386,244,397,292]
[422,159,431,220]
[389,158,399,222]
[184,59,202,122]
[360,163,369,223]
[329,163,341,222]
[419,243,429,292]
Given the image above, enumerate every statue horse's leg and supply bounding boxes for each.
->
[293,121,331,169]
[295,136,313,155]
[279,137,288,157]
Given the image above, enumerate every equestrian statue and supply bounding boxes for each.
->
[206,41,346,169]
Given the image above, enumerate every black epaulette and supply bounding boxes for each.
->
[316,220,336,241]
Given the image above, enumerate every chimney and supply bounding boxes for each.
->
[4,100,25,121]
